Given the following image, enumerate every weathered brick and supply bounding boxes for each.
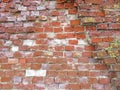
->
[8,58,18,64]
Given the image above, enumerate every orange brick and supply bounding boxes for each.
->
[1,77,11,82]
[74,26,84,32]
[70,20,80,25]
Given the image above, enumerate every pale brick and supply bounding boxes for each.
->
[13,76,22,84]
[31,11,39,16]
[25,70,46,77]
[78,40,88,45]
[47,33,56,38]
[18,5,27,11]
[17,16,26,21]
[49,39,67,46]
[24,22,33,27]
[37,5,46,10]
[44,51,53,56]
[7,16,16,21]
[4,41,12,46]
[21,11,30,16]
[23,40,35,46]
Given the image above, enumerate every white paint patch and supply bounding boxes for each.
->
[26,70,46,77]
[11,46,19,52]
[78,40,88,45]
[23,40,35,46]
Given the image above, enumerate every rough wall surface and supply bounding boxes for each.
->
[0,0,120,90]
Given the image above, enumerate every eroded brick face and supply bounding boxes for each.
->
[0,0,120,90]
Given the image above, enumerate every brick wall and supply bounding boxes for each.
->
[0,0,120,89]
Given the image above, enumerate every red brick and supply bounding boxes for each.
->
[85,45,95,51]
[13,39,22,46]
[85,0,102,4]
[76,33,86,39]
[78,71,89,76]
[2,84,12,89]
[95,64,107,70]
[5,28,16,34]
[32,77,43,83]
[91,38,102,43]
[104,58,116,64]
[56,4,64,9]
[64,26,73,32]
[74,26,84,32]
[78,57,89,63]
[68,8,77,14]
[65,46,74,51]
[54,27,63,32]
[44,27,53,32]
[54,52,63,57]
[64,3,74,8]
[70,20,80,25]
[67,33,75,38]
[57,71,67,77]
[57,0,66,3]
[19,58,26,64]
[82,51,92,57]
[69,40,78,45]
[37,34,46,38]
[67,84,80,90]
[45,77,55,84]
[35,58,46,64]
[51,11,59,16]
[68,71,78,77]
[99,78,110,84]
[86,26,96,31]
[31,64,41,70]
[114,65,120,71]
[51,21,60,26]
[89,71,100,77]
[80,84,91,89]
[2,0,11,3]
[1,77,11,82]
[27,16,36,21]
[102,37,114,42]
[13,52,22,57]
[89,78,98,83]
[33,51,42,57]
[56,34,66,39]
[36,39,48,44]
[109,23,120,29]
[34,27,44,32]
[1,64,12,69]
[97,23,108,29]
[55,46,65,51]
